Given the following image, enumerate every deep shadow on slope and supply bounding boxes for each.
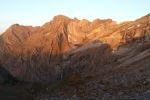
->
[0,63,34,100]
[0,39,150,99]
[0,43,113,99]
[1,42,112,83]
[0,66,18,85]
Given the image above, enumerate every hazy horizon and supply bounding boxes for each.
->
[0,0,150,33]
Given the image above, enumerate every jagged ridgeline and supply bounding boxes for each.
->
[0,14,150,84]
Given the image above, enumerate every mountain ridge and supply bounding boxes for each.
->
[1,14,149,54]
[0,14,150,99]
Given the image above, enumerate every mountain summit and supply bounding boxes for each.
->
[0,14,150,99]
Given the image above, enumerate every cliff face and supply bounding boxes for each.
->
[0,14,149,83]
[1,14,150,54]
[0,24,38,54]
[0,14,150,99]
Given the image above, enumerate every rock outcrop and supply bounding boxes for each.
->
[0,13,150,99]
[0,14,149,87]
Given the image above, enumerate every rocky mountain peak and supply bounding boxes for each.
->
[0,14,150,99]
[53,15,71,22]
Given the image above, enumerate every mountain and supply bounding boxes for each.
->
[0,14,150,99]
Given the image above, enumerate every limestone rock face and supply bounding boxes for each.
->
[3,24,37,45]
[67,18,117,45]
[0,24,38,53]
[0,14,150,84]
[120,14,150,43]
[1,14,149,54]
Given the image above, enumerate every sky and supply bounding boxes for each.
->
[0,0,150,33]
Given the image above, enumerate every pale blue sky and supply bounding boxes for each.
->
[0,0,150,33]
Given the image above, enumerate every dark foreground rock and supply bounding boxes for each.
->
[0,67,18,85]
